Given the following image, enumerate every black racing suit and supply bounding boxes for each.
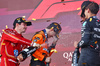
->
[78,16,100,66]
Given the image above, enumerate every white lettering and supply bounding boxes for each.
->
[94,34,100,38]
[63,52,73,61]
[79,40,84,46]
[94,28,100,32]
[63,52,68,59]
[23,49,29,52]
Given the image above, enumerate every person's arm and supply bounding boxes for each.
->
[17,46,37,61]
[17,34,43,61]
[77,21,91,48]
[17,33,59,62]
[2,29,32,46]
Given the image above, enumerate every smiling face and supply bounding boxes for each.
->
[16,22,27,34]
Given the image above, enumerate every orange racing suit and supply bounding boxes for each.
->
[30,29,55,66]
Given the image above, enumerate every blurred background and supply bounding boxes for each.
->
[0,0,100,66]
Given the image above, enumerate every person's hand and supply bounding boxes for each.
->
[17,54,23,62]
[31,42,41,49]
[81,17,86,21]
[80,16,86,23]
[74,41,78,48]
[45,57,51,63]
[52,35,59,44]
[35,44,41,49]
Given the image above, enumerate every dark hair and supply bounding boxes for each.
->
[13,22,21,29]
[85,2,99,14]
[47,25,52,29]
[46,22,62,34]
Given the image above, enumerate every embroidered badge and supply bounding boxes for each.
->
[14,50,18,57]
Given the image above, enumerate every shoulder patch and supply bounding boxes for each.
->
[4,29,12,33]
[4,29,16,35]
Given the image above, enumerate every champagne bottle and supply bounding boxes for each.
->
[72,48,80,66]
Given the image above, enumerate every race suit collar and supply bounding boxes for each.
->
[42,29,48,39]
[93,16,98,19]
[89,16,98,19]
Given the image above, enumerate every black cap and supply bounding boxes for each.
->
[81,1,92,17]
[13,17,32,26]
[48,22,62,37]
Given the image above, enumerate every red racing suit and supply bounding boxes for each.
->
[0,28,32,66]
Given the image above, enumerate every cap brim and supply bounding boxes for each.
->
[81,9,85,17]
[25,21,32,26]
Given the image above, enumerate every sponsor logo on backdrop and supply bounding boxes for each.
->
[63,51,73,61]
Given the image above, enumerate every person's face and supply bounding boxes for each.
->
[17,22,27,33]
[84,8,89,19]
[49,29,56,37]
